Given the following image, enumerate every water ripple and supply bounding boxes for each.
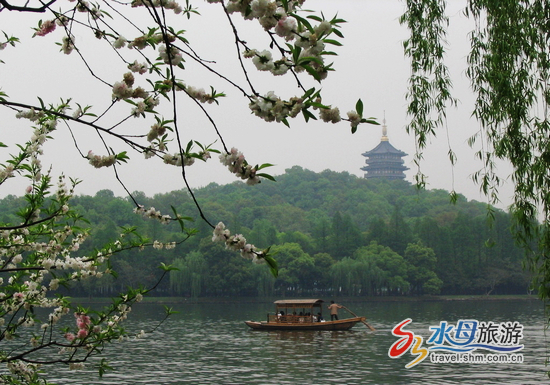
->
[43,299,546,385]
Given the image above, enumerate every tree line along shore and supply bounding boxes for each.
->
[0,167,530,298]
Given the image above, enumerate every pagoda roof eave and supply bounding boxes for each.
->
[362,140,408,157]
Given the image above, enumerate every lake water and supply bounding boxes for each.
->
[45,298,547,384]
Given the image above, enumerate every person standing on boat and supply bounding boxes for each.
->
[328,300,343,321]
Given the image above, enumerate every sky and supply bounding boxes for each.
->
[0,0,515,209]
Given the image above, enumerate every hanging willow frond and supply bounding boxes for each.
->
[402,0,550,303]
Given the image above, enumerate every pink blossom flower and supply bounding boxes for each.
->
[64,332,75,342]
[128,60,148,74]
[13,292,24,301]
[35,20,56,37]
[112,82,133,99]
[77,329,88,339]
[275,16,296,39]
[75,313,91,328]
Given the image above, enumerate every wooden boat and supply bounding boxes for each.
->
[244,299,366,331]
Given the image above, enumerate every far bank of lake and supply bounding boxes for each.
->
[72,294,543,304]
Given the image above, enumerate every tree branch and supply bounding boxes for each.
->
[0,0,58,13]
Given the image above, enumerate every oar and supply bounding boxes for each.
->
[341,305,376,331]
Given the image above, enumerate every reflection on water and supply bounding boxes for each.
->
[45,299,547,385]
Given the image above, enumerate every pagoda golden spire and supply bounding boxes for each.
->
[381,112,388,142]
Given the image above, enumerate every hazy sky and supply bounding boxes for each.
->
[0,0,514,209]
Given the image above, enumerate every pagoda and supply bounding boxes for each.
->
[361,119,408,180]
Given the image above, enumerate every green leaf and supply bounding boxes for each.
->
[264,255,278,278]
[302,108,318,123]
[100,9,112,19]
[309,102,329,109]
[291,14,314,34]
[171,205,186,232]
[159,262,179,272]
[330,17,347,24]
[360,118,379,125]
[302,87,316,99]
[356,99,364,116]
[98,358,113,378]
[116,151,129,163]
[332,28,344,38]
[164,305,180,315]
[307,15,323,22]
[185,140,193,153]
[257,173,276,182]
[323,39,342,46]
[301,65,321,81]
[449,190,458,204]
[291,44,302,63]
[484,238,496,248]
[297,55,324,66]
[257,163,274,170]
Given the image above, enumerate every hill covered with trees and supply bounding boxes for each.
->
[0,167,529,298]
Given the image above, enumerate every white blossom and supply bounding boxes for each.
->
[347,110,361,128]
[320,106,341,123]
[113,36,127,49]
[252,50,274,71]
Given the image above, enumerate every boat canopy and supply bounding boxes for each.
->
[274,299,324,309]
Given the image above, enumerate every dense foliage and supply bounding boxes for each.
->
[0,167,525,298]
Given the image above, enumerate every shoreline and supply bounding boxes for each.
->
[71,294,541,305]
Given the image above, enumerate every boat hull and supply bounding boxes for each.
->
[245,317,365,331]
